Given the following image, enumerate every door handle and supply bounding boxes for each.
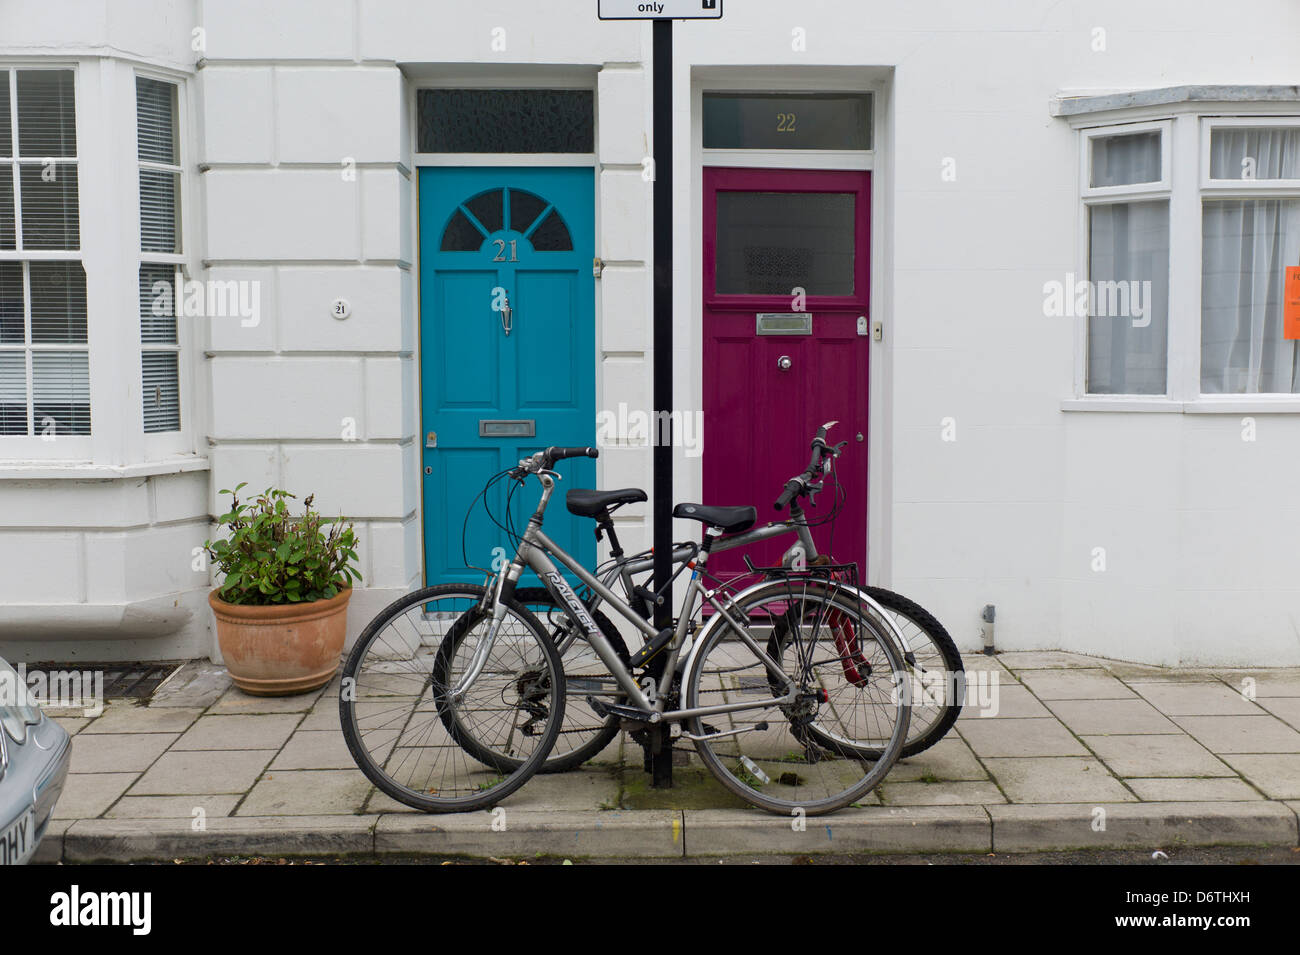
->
[777,355,792,371]
[426,431,437,448]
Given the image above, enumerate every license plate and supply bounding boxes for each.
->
[0,810,36,865]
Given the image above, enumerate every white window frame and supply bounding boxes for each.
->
[0,62,93,460]
[1200,115,1300,192]
[1065,109,1300,413]
[1073,120,1174,400]
[134,67,195,461]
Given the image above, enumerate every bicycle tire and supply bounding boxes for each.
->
[860,586,964,758]
[339,583,564,813]
[452,586,628,773]
[684,579,910,815]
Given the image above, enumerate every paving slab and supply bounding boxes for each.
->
[1130,682,1263,716]
[69,732,179,773]
[51,717,90,736]
[1044,699,1178,736]
[1102,664,1226,683]
[299,702,343,731]
[1017,668,1136,700]
[131,750,273,795]
[878,780,1006,806]
[889,737,990,781]
[172,713,303,751]
[269,729,358,770]
[237,768,373,815]
[1257,697,1300,731]
[497,767,621,811]
[81,703,204,734]
[104,794,242,820]
[1171,715,1300,753]
[957,718,1089,758]
[984,757,1136,803]
[995,651,1104,670]
[1220,754,1300,800]
[1125,777,1265,802]
[209,685,326,714]
[956,683,1051,719]
[148,661,230,708]
[988,802,1297,852]
[62,815,378,863]
[53,773,139,819]
[684,805,992,855]
[1212,670,1300,697]
[375,809,684,858]
[1083,734,1234,778]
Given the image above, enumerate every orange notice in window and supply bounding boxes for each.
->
[1287,266,1300,340]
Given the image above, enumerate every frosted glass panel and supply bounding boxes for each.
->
[714,191,855,296]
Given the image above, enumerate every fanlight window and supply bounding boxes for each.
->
[440,187,573,252]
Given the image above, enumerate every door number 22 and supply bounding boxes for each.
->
[493,239,518,262]
[776,112,797,132]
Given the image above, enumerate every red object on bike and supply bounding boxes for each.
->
[828,607,872,687]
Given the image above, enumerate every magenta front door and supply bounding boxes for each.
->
[702,167,871,575]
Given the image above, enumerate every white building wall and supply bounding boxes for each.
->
[2,1,1299,665]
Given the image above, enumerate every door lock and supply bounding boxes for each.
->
[777,355,792,371]
[426,431,437,448]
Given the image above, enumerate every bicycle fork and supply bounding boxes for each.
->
[452,559,524,701]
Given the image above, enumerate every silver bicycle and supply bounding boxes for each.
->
[340,430,912,815]
[502,421,965,773]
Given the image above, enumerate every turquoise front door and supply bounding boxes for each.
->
[419,167,596,586]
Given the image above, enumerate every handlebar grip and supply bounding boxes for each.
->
[544,446,600,465]
[774,479,802,511]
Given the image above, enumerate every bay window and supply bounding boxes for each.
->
[1072,105,1300,407]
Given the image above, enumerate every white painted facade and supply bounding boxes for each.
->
[1,0,1299,666]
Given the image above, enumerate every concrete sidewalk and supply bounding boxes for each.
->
[35,651,1300,862]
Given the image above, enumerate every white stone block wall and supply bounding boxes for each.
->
[2,0,1300,666]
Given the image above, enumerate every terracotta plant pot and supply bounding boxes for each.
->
[208,586,352,696]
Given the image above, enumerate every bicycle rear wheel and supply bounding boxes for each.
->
[339,583,564,812]
[514,587,628,773]
[684,579,910,815]
[860,587,963,758]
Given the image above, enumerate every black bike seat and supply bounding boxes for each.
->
[565,487,647,519]
[672,503,757,534]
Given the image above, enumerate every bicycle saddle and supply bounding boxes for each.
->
[672,503,757,534]
[565,487,647,519]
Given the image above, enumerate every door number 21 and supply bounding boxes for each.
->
[493,239,518,262]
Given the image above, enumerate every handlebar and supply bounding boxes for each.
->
[510,446,599,479]
[773,420,845,511]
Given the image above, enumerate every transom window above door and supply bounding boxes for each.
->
[417,89,593,154]
[438,187,573,252]
[703,92,873,151]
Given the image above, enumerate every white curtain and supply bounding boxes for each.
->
[1087,201,1170,394]
[1202,127,1300,394]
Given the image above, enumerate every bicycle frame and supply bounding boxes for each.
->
[546,501,916,665]
[473,471,903,727]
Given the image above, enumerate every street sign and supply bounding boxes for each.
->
[598,0,721,19]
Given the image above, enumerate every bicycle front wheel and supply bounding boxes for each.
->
[683,579,910,815]
[339,583,564,813]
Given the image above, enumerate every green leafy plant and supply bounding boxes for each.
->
[205,483,361,605]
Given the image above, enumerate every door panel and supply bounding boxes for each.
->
[703,167,871,577]
[419,167,596,586]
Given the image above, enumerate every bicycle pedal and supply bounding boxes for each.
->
[587,695,659,723]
